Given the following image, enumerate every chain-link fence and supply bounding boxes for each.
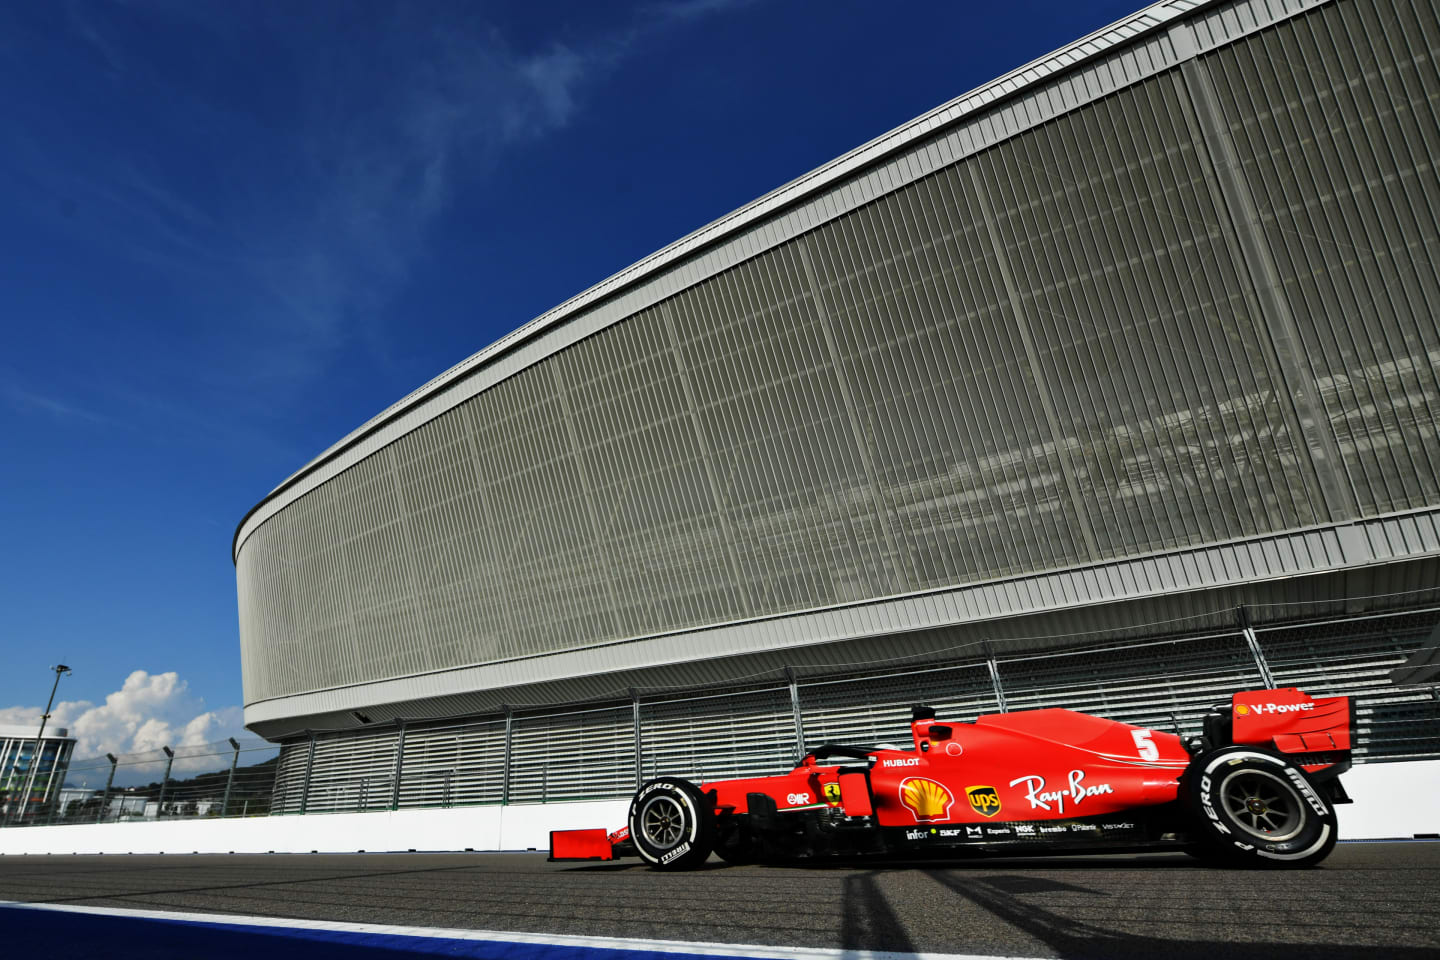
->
[4,599,1438,828]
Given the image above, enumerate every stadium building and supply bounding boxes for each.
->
[235,0,1440,816]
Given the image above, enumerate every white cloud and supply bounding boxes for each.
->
[0,670,245,769]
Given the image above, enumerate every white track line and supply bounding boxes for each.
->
[0,900,1039,960]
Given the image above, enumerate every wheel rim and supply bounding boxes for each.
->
[1218,768,1307,842]
[639,795,687,850]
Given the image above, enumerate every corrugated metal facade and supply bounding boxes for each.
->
[238,0,1440,738]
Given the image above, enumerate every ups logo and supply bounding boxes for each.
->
[967,785,1002,818]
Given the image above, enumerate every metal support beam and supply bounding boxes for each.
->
[630,689,643,789]
[1176,60,1357,523]
[391,720,407,811]
[157,746,175,817]
[501,707,513,805]
[985,641,1008,713]
[658,302,753,609]
[221,738,241,818]
[967,166,1101,563]
[549,364,628,633]
[1238,607,1277,689]
[299,732,316,815]
[786,668,806,763]
[795,237,914,590]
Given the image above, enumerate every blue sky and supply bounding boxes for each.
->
[0,0,1140,760]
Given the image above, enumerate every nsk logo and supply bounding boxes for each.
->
[883,758,921,767]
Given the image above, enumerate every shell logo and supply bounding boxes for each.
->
[1235,703,1251,716]
[899,777,955,822]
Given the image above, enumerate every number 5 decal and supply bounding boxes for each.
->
[1132,729,1159,761]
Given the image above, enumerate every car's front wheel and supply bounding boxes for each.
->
[1183,747,1337,868]
[628,778,715,869]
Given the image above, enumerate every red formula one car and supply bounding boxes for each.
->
[552,687,1353,870]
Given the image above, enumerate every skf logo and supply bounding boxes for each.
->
[1235,703,1251,716]
[823,782,842,806]
[899,777,955,822]
[966,785,1002,818]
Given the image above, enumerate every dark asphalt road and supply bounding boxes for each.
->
[1,843,1437,958]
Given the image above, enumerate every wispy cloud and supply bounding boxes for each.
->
[3,381,114,425]
[3,0,758,431]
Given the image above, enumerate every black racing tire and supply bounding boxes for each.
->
[628,778,716,870]
[1182,747,1338,869]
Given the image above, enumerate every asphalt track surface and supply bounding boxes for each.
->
[1,843,1438,958]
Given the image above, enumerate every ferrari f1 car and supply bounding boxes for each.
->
[551,687,1353,869]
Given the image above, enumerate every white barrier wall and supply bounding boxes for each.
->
[2,761,1435,857]
[0,799,630,857]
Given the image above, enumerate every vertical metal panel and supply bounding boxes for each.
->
[1202,0,1440,516]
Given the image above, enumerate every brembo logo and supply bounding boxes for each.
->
[1237,702,1315,716]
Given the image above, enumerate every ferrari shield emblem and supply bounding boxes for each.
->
[823,782,842,806]
[966,785,1002,818]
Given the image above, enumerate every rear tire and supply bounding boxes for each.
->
[1183,747,1337,869]
[628,778,715,870]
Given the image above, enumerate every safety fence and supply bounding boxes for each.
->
[1,738,279,828]
[4,601,1437,827]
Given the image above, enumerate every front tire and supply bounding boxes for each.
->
[628,778,715,870]
[1183,747,1337,868]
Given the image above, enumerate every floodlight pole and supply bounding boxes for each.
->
[17,664,71,822]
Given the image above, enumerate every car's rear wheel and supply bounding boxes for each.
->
[1183,747,1337,868]
[628,778,715,870]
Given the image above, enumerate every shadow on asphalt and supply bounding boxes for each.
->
[919,868,1435,959]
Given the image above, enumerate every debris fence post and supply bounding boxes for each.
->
[97,754,118,824]
[221,738,241,817]
[157,746,175,817]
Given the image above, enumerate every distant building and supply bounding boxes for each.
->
[0,724,76,817]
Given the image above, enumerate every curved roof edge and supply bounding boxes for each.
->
[232,0,1213,563]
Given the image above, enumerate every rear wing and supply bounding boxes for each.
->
[1207,687,1351,780]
